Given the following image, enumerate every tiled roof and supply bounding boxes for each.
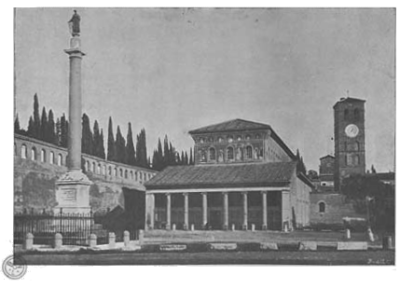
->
[145,162,297,190]
[189,119,271,134]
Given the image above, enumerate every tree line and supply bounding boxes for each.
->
[15,94,193,170]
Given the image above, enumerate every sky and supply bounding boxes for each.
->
[14,8,395,172]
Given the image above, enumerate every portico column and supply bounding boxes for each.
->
[183,193,189,230]
[262,191,268,230]
[202,192,208,229]
[222,192,229,230]
[242,192,248,230]
[166,193,171,230]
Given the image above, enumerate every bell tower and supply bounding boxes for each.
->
[333,97,366,191]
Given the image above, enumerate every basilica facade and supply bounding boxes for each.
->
[144,119,313,231]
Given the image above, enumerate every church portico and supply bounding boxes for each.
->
[146,187,291,231]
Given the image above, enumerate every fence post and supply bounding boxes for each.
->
[138,230,144,246]
[24,233,34,250]
[89,234,97,248]
[108,232,116,249]
[123,231,130,247]
[251,224,255,231]
[54,233,62,249]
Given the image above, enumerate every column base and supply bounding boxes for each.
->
[183,224,189,231]
[242,224,248,231]
[262,224,268,231]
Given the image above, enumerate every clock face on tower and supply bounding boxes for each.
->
[345,124,359,138]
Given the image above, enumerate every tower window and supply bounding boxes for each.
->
[354,109,360,121]
[344,109,349,121]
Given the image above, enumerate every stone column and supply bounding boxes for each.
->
[145,193,155,230]
[183,193,189,230]
[166,193,171,230]
[202,192,208,229]
[54,20,92,215]
[222,192,229,230]
[242,192,248,230]
[262,191,268,230]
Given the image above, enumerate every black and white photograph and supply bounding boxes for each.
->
[3,3,398,282]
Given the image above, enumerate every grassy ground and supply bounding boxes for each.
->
[18,250,395,265]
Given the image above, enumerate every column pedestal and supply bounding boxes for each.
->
[54,170,92,215]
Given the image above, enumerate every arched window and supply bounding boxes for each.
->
[86,160,91,171]
[103,165,106,175]
[130,171,134,179]
[41,149,46,163]
[57,154,62,166]
[21,145,27,159]
[319,202,326,213]
[108,166,112,176]
[144,173,147,181]
[259,148,264,158]
[31,147,37,161]
[354,109,360,121]
[135,171,138,181]
[344,109,349,121]
[98,164,102,175]
[92,162,96,173]
[227,147,234,160]
[246,146,253,159]
[114,167,117,177]
[49,151,54,164]
[125,170,128,179]
[209,147,216,161]
[120,168,123,177]
[200,150,206,162]
[140,172,143,181]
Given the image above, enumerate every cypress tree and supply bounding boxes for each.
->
[81,113,93,155]
[55,118,61,146]
[136,129,148,168]
[126,123,136,165]
[189,147,194,165]
[184,151,189,165]
[99,129,105,159]
[33,93,41,139]
[14,114,20,133]
[27,116,34,137]
[40,107,48,141]
[163,135,170,166]
[115,126,126,163]
[107,117,116,161]
[92,120,101,157]
[60,114,68,148]
[47,109,56,144]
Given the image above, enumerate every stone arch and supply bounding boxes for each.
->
[114,167,117,177]
[31,147,37,161]
[130,170,134,179]
[135,171,138,181]
[50,151,55,164]
[21,144,27,159]
[57,154,63,166]
[92,162,96,173]
[41,149,46,163]
[119,168,123,177]
[227,146,234,161]
[125,169,128,179]
[108,166,112,176]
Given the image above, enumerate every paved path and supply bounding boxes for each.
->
[19,250,394,265]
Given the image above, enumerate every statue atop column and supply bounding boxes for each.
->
[68,10,81,37]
